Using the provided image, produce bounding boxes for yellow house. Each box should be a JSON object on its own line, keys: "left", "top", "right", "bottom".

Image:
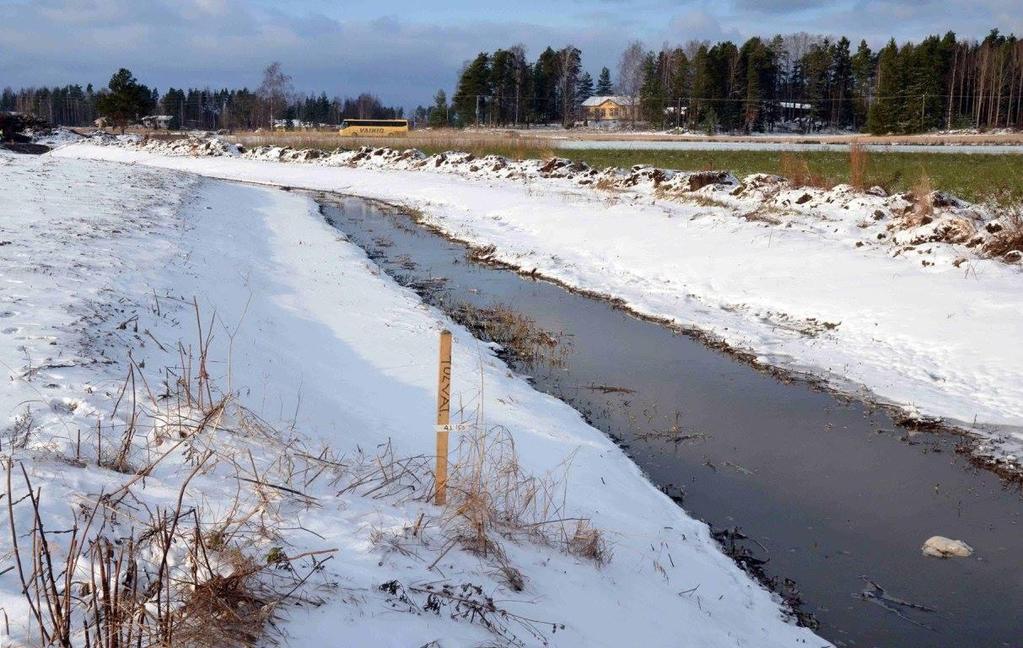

{"left": 581, "top": 96, "right": 636, "bottom": 121}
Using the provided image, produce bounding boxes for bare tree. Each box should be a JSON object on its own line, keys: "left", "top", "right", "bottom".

{"left": 617, "top": 40, "right": 646, "bottom": 126}
{"left": 682, "top": 39, "right": 709, "bottom": 61}
{"left": 509, "top": 44, "right": 528, "bottom": 125}
{"left": 557, "top": 45, "right": 582, "bottom": 126}
{"left": 258, "top": 62, "right": 293, "bottom": 129}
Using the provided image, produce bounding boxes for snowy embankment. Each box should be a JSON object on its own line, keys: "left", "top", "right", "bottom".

{"left": 52, "top": 136, "right": 1023, "bottom": 464}
{"left": 1, "top": 150, "right": 820, "bottom": 646}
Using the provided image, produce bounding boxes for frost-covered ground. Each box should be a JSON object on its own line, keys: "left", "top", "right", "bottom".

{"left": 0, "top": 149, "right": 821, "bottom": 646}
{"left": 50, "top": 135, "right": 1023, "bottom": 467}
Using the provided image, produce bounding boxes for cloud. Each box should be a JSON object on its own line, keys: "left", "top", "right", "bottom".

{"left": 1, "top": 0, "right": 632, "bottom": 106}
{"left": 666, "top": 10, "right": 743, "bottom": 43}
{"left": 1, "top": 0, "right": 1019, "bottom": 108}
{"left": 730, "top": 0, "right": 827, "bottom": 13}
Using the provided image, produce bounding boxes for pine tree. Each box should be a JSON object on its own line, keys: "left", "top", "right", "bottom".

{"left": 533, "top": 47, "right": 560, "bottom": 123}
{"left": 490, "top": 49, "right": 519, "bottom": 124}
{"left": 800, "top": 40, "right": 832, "bottom": 128}
{"left": 689, "top": 44, "right": 713, "bottom": 127}
{"left": 739, "top": 37, "right": 777, "bottom": 132}
{"left": 830, "top": 38, "right": 854, "bottom": 128}
{"left": 95, "top": 68, "right": 155, "bottom": 132}
{"left": 596, "top": 67, "right": 614, "bottom": 95}
{"left": 638, "top": 53, "right": 664, "bottom": 126}
{"left": 556, "top": 46, "right": 582, "bottom": 126}
{"left": 453, "top": 53, "right": 491, "bottom": 125}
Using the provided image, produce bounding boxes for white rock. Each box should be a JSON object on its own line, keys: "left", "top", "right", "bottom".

{"left": 922, "top": 536, "right": 974, "bottom": 558}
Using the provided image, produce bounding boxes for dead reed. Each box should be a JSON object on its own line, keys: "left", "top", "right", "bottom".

{"left": 448, "top": 302, "right": 569, "bottom": 369}
{"left": 849, "top": 142, "right": 867, "bottom": 190}
{"left": 5, "top": 286, "right": 607, "bottom": 647}
{"left": 909, "top": 173, "right": 936, "bottom": 225}
{"left": 444, "top": 421, "right": 609, "bottom": 567}
{"left": 779, "top": 153, "right": 829, "bottom": 189}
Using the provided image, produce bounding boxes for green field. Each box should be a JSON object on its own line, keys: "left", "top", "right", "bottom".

{"left": 229, "top": 132, "right": 1022, "bottom": 204}
{"left": 390, "top": 142, "right": 1022, "bottom": 205}
{"left": 558, "top": 149, "right": 1022, "bottom": 204}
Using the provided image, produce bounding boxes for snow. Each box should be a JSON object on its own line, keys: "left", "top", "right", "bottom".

{"left": 1, "top": 149, "right": 822, "bottom": 646}
{"left": 50, "top": 139, "right": 1023, "bottom": 464}
{"left": 559, "top": 140, "right": 1023, "bottom": 153}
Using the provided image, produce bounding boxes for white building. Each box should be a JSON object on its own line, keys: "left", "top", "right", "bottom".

{"left": 141, "top": 115, "right": 174, "bottom": 130}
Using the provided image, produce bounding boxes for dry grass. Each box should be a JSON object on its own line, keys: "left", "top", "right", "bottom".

{"left": 672, "top": 193, "right": 732, "bottom": 209}
{"left": 4, "top": 285, "right": 609, "bottom": 646}
{"left": 849, "top": 143, "right": 868, "bottom": 190}
{"left": 909, "top": 173, "right": 936, "bottom": 225}
{"left": 4, "top": 451, "right": 331, "bottom": 648}
{"left": 1, "top": 302, "right": 340, "bottom": 648}
{"left": 779, "top": 153, "right": 830, "bottom": 189}
{"left": 444, "top": 421, "right": 609, "bottom": 567}
{"left": 449, "top": 302, "right": 569, "bottom": 369}
{"left": 983, "top": 205, "right": 1023, "bottom": 259}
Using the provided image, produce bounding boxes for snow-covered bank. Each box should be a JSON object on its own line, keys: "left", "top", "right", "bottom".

{"left": 1, "top": 150, "right": 821, "bottom": 646}
{"left": 51, "top": 140, "right": 1023, "bottom": 463}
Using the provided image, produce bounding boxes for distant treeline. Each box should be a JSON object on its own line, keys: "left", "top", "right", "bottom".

{"left": 2, "top": 66, "right": 403, "bottom": 130}
{"left": 439, "top": 29, "right": 1023, "bottom": 133}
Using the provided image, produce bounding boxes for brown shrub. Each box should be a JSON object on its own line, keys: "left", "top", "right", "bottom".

{"left": 908, "top": 174, "right": 935, "bottom": 225}
{"left": 443, "top": 422, "right": 608, "bottom": 566}
{"left": 568, "top": 520, "right": 610, "bottom": 565}
{"left": 983, "top": 206, "right": 1023, "bottom": 260}
{"left": 849, "top": 143, "right": 868, "bottom": 190}
{"left": 779, "top": 153, "right": 828, "bottom": 188}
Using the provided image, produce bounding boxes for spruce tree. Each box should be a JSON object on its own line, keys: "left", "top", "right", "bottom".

{"left": 595, "top": 67, "right": 614, "bottom": 95}
{"left": 851, "top": 40, "right": 874, "bottom": 129}
{"left": 576, "top": 71, "right": 594, "bottom": 103}
{"left": 429, "top": 89, "right": 449, "bottom": 127}
{"left": 868, "top": 40, "right": 903, "bottom": 133}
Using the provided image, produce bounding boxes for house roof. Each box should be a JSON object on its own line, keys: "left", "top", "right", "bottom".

{"left": 581, "top": 95, "right": 635, "bottom": 107}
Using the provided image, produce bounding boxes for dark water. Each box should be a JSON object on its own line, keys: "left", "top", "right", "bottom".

{"left": 318, "top": 193, "right": 1023, "bottom": 648}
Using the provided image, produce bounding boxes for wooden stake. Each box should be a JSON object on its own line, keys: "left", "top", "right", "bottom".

{"left": 435, "top": 329, "right": 452, "bottom": 505}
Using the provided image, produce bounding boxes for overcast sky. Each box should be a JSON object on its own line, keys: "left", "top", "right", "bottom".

{"left": 3, "top": 0, "right": 1021, "bottom": 109}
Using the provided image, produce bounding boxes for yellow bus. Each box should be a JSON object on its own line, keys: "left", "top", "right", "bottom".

{"left": 338, "top": 119, "right": 409, "bottom": 137}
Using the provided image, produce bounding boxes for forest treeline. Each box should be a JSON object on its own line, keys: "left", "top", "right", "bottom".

{"left": 1, "top": 63, "right": 403, "bottom": 131}
{"left": 442, "top": 29, "right": 1023, "bottom": 133}
{"left": 5, "top": 30, "right": 1022, "bottom": 134}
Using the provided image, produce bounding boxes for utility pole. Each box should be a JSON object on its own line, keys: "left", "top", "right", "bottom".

{"left": 475, "top": 95, "right": 481, "bottom": 127}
